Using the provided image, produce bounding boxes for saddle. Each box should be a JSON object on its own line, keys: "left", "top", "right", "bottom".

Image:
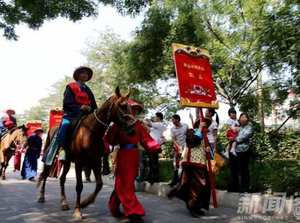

{"left": 0, "top": 128, "right": 8, "bottom": 140}
{"left": 43, "top": 115, "right": 87, "bottom": 165}
{"left": 65, "top": 116, "right": 86, "bottom": 149}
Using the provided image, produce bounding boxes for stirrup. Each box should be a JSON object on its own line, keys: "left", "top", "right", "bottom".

{"left": 58, "top": 148, "right": 66, "bottom": 161}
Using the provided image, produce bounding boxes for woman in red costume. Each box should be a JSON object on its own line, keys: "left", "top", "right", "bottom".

{"left": 106, "top": 99, "right": 161, "bottom": 223}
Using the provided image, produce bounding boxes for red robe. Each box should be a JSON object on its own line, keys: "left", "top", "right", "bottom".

{"left": 106, "top": 121, "right": 161, "bottom": 217}
{"left": 14, "top": 150, "right": 22, "bottom": 171}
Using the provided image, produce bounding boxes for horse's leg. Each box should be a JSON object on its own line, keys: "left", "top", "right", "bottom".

{"left": 80, "top": 163, "right": 103, "bottom": 208}
{"left": 60, "top": 160, "right": 71, "bottom": 210}
{"left": 73, "top": 163, "right": 84, "bottom": 220}
{"left": 0, "top": 163, "right": 4, "bottom": 179}
{"left": 37, "top": 165, "right": 50, "bottom": 203}
{"left": 2, "top": 151, "right": 12, "bottom": 180}
{"left": 2, "top": 161, "right": 7, "bottom": 180}
{"left": 0, "top": 150, "right": 4, "bottom": 176}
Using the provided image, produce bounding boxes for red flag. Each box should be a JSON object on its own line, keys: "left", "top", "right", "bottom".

{"left": 172, "top": 43, "right": 218, "bottom": 208}
{"left": 172, "top": 43, "right": 218, "bottom": 109}
{"left": 49, "top": 109, "right": 63, "bottom": 129}
{"left": 26, "top": 120, "right": 42, "bottom": 136}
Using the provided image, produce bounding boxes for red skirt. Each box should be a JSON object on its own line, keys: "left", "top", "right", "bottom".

{"left": 109, "top": 148, "right": 145, "bottom": 216}
{"left": 14, "top": 151, "right": 22, "bottom": 171}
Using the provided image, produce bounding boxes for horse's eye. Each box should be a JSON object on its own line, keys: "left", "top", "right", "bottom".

{"left": 119, "top": 103, "right": 128, "bottom": 110}
{"left": 119, "top": 101, "right": 127, "bottom": 107}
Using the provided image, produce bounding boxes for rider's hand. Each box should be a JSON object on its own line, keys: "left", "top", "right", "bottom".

{"left": 80, "top": 105, "right": 91, "bottom": 112}
{"left": 200, "top": 121, "right": 206, "bottom": 128}
{"left": 204, "top": 146, "right": 210, "bottom": 152}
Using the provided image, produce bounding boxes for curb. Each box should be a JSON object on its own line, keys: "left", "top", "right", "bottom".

{"left": 102, "top": 175, "right": 298, "bottom": 220}
{"left": 102, "top": 175, "right": 239, "bottom": 207}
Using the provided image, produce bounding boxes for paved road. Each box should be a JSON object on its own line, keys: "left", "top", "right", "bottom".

{"left": 0, "top": 165, "right": 294, "bottom": 223}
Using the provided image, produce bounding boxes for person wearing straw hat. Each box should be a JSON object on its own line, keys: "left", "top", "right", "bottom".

{"left": 56, "top": 66, "right": 97, "bottom": 160}
{"left": 21, "top": 128, "right": 44, "bottom": 181}
{"left": 2, "top": 109, "right": 17, "bottom": 130}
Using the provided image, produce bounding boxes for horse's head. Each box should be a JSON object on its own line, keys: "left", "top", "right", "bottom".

{"left": 96, "top": 87, "right": 136, "bottom": 129}
{"left": 10, "top": 125, "right": 28, "bottom": 148}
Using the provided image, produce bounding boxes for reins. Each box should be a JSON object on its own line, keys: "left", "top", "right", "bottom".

{"left": 93, "top": 110, "right": 109, "bottom": 127}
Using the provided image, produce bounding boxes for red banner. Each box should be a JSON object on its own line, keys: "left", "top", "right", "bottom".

{"left": 26, "top": 120, "right": 42, "bottom": 136}
{"left": 49, "top": 109, "right": 63, "bottom": 129}
{"left": 172, "top": 43, "right": 218, "bottom": 108}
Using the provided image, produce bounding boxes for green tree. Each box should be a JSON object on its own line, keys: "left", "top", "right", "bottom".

{"left": 107, "top": 0, "right": 298, "bottom": 127}
{"left": 20, "top": 76, "right": 71, "bottom": 127}
{"left": 0, "top": 0, "right": 148, "bottom": 39}
{"left": 84, "top": 29, "right": 179, "bottom": 114}
{"left": 258, "top": 0, "right": 300, "bottom": 131}
{"left": 111, "top": 0, "right": 272, "bottom": 122}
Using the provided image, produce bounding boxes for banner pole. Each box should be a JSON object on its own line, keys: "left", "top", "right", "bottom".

{"left": 199, "top": 108, "right": 218, "bottom": 208}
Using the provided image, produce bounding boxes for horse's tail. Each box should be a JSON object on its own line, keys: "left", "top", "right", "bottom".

{"left": 37, "top": 127, "right": 58, "bottom": 188}
{"left": 36, "top": 169, "right": 44, "bottom": 188}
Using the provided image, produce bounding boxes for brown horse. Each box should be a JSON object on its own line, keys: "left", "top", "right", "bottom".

{"left": 37, "top": 87, "right": 135, "bottom": 219}
{"left": 0, "top": 126, "right": 28, "bottom": 180}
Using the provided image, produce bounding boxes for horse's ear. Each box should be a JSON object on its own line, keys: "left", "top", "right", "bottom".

{"left": 115, "top": 86, "right": 121, "bottom": 98}
{"left": 20, "top": 125, "right": 28, "bottom": 131}
{"left": 125, "top": 89, "right": 131, "bottom": 98}
{"left": 18, "top": 125, "right": 24, "bottom": 129}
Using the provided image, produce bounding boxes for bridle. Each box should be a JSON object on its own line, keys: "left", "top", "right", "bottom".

{"left": 92, "top": 96, "right": 115, "bottom": 128}
{"left": 10, "top": 129, "right": 26, "bottom": 149}
{"left": 92, "top": 96, "right": 137, "bottom": 128}
{"left": 93, "top": 110, "right": 109, "bottom": 127}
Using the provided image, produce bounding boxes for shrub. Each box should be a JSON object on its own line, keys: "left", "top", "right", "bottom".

{"left": 216, "top": 159, "right": 300, "bottom": 195}
{"left": 160, "top": 140, "right": 173, "bottom": 159}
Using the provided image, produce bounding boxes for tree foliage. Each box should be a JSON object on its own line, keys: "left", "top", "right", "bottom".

{"left": 110, "top": 0, "right": 269, "bottom": 110}
{"left": 84, "top": 29, "right": 179, "bottom": 114}
{"left": 21, "top": 30, "right": 178, "bottom": 126}
{"left": 258, "top": 0, "right": 300, "bottom": 125}
{"left": 20, "top": 76, "right": 71, "bottom": 127}
{"left": 0, "top": 0, "right": 149, "bottom": 39}
{"left": 106, "top": 0, "right": 299, "bottom": 126}
{"left": 20, "top": 0, "right": 300, "bottom": 130}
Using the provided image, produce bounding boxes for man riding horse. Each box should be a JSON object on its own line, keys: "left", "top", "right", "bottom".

{"left": 38, "top": 78, "right": 137, "bottom": 219}
{"left": 0, "top": 109, "right": 17, "bottom": 136}
{"left": 0, "top": 125, "right": 27, "bottom": 179}
{"left": 56, "top": 66, "right": 97, "bottom": 160}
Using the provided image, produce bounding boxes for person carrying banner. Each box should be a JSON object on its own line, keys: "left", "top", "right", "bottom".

{"left": 172, "top": 43, "right": 218, "bottom": 207}
{"left": 168, "top": 118, "right": 212, "bottom": 217}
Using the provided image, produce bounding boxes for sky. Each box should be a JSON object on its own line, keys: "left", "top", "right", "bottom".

{"left": 0, "top": 5, "right": 143, "bottom": 114}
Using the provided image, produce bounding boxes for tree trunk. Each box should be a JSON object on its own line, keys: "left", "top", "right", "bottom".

{"left": 257, "top": 72, "right": 265, "bottom": 132}
{"left": 270, "top": 115, "right": 292, "bottom": 135}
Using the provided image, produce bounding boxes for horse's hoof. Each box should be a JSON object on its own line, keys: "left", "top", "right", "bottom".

{"left": 80, "top": 197, "right": 95, "bottom": 209}
{"left": 38, "top": 197, "right": 45, "bottom": 203}
{"left": 36, "top": 180, "right": 42, "bottom": 188}
{"left": 38, "top": 196, "right": 45, "bottom": 203}
{"left": 73, "top": 210, "right": 83, "bottom": 220}
{"left": 60, "top": 199, "right": 70, "bottom": 211}
{"left": 61, "top": 203, "right": 70, "bottom": 211}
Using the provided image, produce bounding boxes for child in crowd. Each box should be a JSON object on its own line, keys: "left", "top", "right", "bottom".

{"left": 226, "top": 108, "right": 239, "bottom": 156}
